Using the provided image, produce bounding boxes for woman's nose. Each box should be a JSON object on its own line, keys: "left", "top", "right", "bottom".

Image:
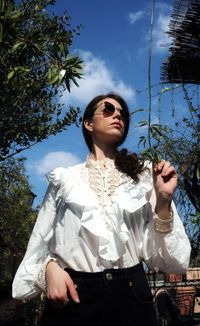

{"left": 113, "top": 109, "right": 122, "bottom": 119}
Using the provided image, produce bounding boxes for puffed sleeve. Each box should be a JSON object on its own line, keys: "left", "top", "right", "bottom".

{"left": 142, "top": 184, "right": 191, "bottom": 274}
{"left": 12, "top": 167, "right": 67, "bottom": 300}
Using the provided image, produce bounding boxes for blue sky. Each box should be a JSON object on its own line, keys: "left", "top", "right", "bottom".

{"left": 24, "top": 0, "right": 181, "bottom": 205}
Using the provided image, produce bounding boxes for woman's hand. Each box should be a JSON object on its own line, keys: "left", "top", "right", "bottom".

{"left": 45, "top": 261, "right": 80, "bottom": 307}
{"left": 153, "top": 160, "right": 178, "bottom": 219}
{"left": 153, "top": 160, "right": 178, "bottom": 198}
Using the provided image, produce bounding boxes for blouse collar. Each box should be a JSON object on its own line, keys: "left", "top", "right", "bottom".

{"left": 85, "top": 154, "right": 115, "bottom": 169}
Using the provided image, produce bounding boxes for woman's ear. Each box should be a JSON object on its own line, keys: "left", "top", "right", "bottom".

{"left": 84, "top": 119, "right": 93, "bottom": 132}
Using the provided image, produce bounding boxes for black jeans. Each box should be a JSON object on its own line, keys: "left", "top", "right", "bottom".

{"left": 40, "top": 263, "right": 157, "bottom": 326}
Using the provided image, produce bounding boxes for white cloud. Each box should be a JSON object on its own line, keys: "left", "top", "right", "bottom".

{"left": 152, "top": 2, "right": 173, "bottom": 52}
{"left": 153, "top": 12, "right": 172, "bottom": 52}
{"left": 35, "top": 151, "right": 82, "bottom": 175}
{"left": 128, "top": 11, "right": 146, "bottom": 24}
{"left": 129, "top": 2, "right": 173, "bottom": 54}
{"left": 156, "top": 2, "right": 172, "bottom": 13}
{"left": 62, "top": 51, "right": 135, "bottom": 106}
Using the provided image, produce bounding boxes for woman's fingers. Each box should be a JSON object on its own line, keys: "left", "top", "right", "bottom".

{"left": 46, "top": 284, "right": 69, "bottom": 304}
{"left": 162, "top": 166, "right": 177, "bottom": 180}
{"left": 154, "top": 160, "right": 177, "bottom": 177}
{"left": 153, "top": 159, "right": 178, "bottom": 198}
{"left": 46, "top": 262, "right": 79, "bottom": 305}
{"left": 65, "top": 274, "right": 80, "bottom": 303}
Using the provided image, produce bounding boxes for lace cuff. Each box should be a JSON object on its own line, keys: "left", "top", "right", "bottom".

{"left": 154, "top": 210, "right": 174, "bottom": 233}
{"left": 35, "top": 257, "right": 57, "bottom": 292}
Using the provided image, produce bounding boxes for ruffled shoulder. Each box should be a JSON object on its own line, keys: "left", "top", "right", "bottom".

{"left": 45, "top": 167, "right": 71, "bottom": 200}
{"left": 46, "top": 164, "right": 84, "bottom": 201}
{"left": 46, "top": 167, "right": 70, "bottom": 187}
{"left": 45, "top": 163, "right": 90, "bottom": 203}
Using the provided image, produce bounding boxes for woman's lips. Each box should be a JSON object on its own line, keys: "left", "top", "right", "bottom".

{"left": 111, "top": 122, "right": 122, "bottom": 128}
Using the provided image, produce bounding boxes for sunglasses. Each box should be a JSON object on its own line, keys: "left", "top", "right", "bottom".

{"left": 94, "top": 101, "right": 127, "bottom": 119}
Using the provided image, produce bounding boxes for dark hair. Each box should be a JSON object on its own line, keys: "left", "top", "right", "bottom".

{"left": 82, "top": 93, "right": 146, "bottom": 182}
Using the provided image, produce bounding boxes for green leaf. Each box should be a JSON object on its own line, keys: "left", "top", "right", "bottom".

{"left": 0, "top": 0, "right": 5, "bottom": 13}
{"left": 138, "top": 120, "right": 148, "bottom": 127}
{"left": 7, "top": 70, "right": 15, "bottom": 80}
{"left": 11, "top": 41, "right": 25, "bottom": 53}
{"left": 10, "top": 11, "right": 22, "bottom": 21}
{"left": 160, "top": 87, "right": 171, "bottom": 93}
{"left": 13, "top": 66, "right": 20, "bottom": 71}
{"left": 130, "top": 108, "right": 144, "bottom": 115}
{"left": 48, "top": 68, "right": 60, "bottom": 84}
{"left": 138, "top": 136, "right": 146, "bottom": 146}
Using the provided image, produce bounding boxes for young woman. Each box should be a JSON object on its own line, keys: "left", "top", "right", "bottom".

{"left": 12, "top": 93, "right": 191, "bottom": 326}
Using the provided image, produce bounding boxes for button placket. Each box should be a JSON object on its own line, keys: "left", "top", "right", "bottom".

{"left": 86, "top": 161, "right": 126, "bottom": 232}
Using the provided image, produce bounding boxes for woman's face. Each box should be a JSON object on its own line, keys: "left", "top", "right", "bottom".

{"left": 84, "top": 97, "right": 126, "bottom": 146}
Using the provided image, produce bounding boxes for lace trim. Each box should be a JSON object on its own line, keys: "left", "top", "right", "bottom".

{"left": 35, "top": 257, "right": 57, "bottom": 292}
{"left": 90, "top": 167, "right": 120, "bottom": 203}
{"left": 82, "top": 156, "right": 129, "bottom": 207}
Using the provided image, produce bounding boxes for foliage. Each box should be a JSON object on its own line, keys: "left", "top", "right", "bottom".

{"left": 137, "top": 84, "right": 200, "bottom": 262}
{"left": 0, "top": 0, "right": 84, "bottom": 160}
{"left": 0, "top": 157, "right": 37, "bottom": 285}
{"left": 13, "top": 294, "right": 46, "bottom": 326}
{"left": 142, "top": 0, "right": 200, "bottom": 263}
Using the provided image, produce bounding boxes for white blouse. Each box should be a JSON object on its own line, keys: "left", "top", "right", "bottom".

{"left": 12, "top": 157, "right": 191, "bottom": 300}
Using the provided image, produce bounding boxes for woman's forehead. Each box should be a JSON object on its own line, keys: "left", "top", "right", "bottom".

{"left": 96, "top": 97, "right": 121, "bottom": 108}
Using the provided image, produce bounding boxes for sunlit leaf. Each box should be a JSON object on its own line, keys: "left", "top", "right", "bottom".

{"left": 11, "top": 41, "right": 25, "bottom": 53}
{"left": 7, "top": 70, "right": 15, "bottom": 80}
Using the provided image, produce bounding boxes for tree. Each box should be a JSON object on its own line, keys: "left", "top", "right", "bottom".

{"left": 0, "top": 0, "right": 83, "bottom": 160}
{"left": 0, "top": 157, "right": 38, "bottom": 287}
{"left": 137, "top": 84, "right": 200, "bottom": 264}
{"left": 160, "top": 87, "right": 200, "bottom": 263}
{"left": 0, "top": 157, "right": 40, "bottom": 326}
{"left": 157, "top": 0, "right": 200, "bottom": 264}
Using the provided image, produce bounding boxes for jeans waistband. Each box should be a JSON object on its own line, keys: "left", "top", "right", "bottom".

{"left": 65, "top": 262, "right": 144, "bottom": 282}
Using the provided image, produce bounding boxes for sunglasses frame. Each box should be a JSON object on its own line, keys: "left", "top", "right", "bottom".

{"left": 94, "top": 101, "right": 126, "bottom": 119}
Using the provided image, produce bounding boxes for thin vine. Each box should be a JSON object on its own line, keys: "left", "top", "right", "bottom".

{"left": 147, "top": 0, "right": 156, "bottom": 153}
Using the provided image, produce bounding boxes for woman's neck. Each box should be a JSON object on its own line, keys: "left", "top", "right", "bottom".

{"left": 90, "top": 143, "right": 117, "bottom": 162}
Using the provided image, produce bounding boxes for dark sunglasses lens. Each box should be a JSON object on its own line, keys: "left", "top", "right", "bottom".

{"left": 104, "top": 102, "right": 115, "bottom": 114}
